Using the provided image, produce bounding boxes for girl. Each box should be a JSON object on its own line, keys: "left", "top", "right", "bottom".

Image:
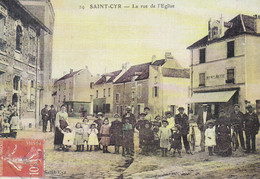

{"left": 88, "top": 123, "right": 99, "bottom": 151}
{"left": 205, "top": 121, "right": 216, "bottom": 156}
{"left": 135, "top": 113, "right": 147, "bottom": 149}
{"left": 74, "top": 122, "right": 84, "bottom": 152}
{"left": 110, "top": 113, "right": 123, "bottom": 154}
{"left": 2, "top": 119, "right": 10, "bottom": 138}
{"left": 171, "top": 124, "right": 182, "bottom": 157}
{"left": 82, "top": 117, "right": 91, "bottom": 151}
{"left": 158, "top": 120, "right": 171, "bottom": 157}
{"left": 100, "top": 118, "right": 111, "bottom": 153}
{"left": 141, "top": 122, "right": 154, "bottom": 155}
{"left": 10, "top": 112, "right": 19, "bottom": 138}
{"left": 152, "top": 115, "right": 162, "bottom": 150}
{"left": 62, "top": 127, "right": 74, "bottom": 152}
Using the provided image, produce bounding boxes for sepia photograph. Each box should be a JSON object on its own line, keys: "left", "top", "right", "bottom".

{"left": 0, "top": 0, "right": 260, "bottom": 178}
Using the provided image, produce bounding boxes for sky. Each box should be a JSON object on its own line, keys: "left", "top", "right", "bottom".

{"left": 51, "top": 0, "right": 260, "bottom": 79}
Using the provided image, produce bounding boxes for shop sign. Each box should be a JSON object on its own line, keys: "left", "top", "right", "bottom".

{"left": 206, "top": 74, "right": 225, "bottom": 80}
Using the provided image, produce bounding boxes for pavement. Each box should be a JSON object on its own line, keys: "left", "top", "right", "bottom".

{"left": 13, "top": 117, "right": 260, "bottom": 179}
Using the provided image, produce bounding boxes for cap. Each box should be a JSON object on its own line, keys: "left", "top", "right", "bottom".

{"left": 165, "top": 111, "right": 172, "bottom": 115}
{"left": 144, "top": 107, "right": 150, "bottom": 110}
{"left": 178, "top": 107, "right": 185, "bottom": 111}
{"left": 114, "top": 113, "right": 120, "bottom": 118}
{"left": 97, "top": 112, "right": 103, "bottom": 116}
{"left": 139, "top": 113, "right": 146, "bottom": 116}
{"left": 161, "top": 120, "right": 169, "bottom": 124}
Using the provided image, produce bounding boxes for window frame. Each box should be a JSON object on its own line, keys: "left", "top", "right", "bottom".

{"left": 226, "top": 68, "right": 235, "bottom": 84}
{"left": 227, "top": 41, "right": 235, "bottom": 58}
{"left": 199, "top": 73, "right": 206, "bottom": 87}
{"left": 199, "top": 48, "right": 206, "bottom": 64}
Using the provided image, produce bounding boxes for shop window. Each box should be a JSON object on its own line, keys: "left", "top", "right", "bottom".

{"left": 16, "top": 26, "right": 23, "bottom": 51}
{"left": 199, "top": 48, "right": 206, "bottom": 64}
{"left": 226, "top": 69, "right": 235, "bottom": 83}
{"left": 199, "top": 73, "right": 205, "bottom": 87}
{"left": 227, "top": 41, "right": 234, "bottom": 58}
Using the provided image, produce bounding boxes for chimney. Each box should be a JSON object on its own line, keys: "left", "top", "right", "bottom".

{"left": 165, "top": 52, "right": 173, "bottom": 60}
{"left": 70, "top": 69, "right": 73, "bottom": 74}
{"left": 254, "top": 15, "right": 260, "bottom": 34}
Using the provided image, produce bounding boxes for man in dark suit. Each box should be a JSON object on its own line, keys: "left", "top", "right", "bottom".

{"left": 41, "top": 105, "right": 49, "bottom": 133}
{"left": 244, "top": 105, "right": 259, "bottom": 153}
{"left": 197, "top": 104, "right": 214, "bottom": 152}
{"left": 175, "top": 107, "right": 192, "bottom": 154}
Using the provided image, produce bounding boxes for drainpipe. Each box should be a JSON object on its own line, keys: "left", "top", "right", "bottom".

{"left": 35, "top": 31, "right": 39, "bottom": 128}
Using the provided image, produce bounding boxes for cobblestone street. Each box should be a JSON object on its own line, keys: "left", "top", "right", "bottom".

{"left": 14, "top": 117, "right": 260, "bottom": 179}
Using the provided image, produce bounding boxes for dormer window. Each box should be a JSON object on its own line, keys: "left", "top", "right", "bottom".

{"left": 212, "top": 26, "right": 218, "bottom": 39}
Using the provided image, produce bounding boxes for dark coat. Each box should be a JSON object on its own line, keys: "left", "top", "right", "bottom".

{"left": 141, "top": 128, "right": 154, "bottom": 145}
{"left": 171, "top": 131, "right": 182, "bottom": 150}
{"left": 175, "top": 113, "right": 189, "bottom": 135}
{"left": 41, "top": 108, "right": 49, "bottom": 120}
{"left": 110, "top": 120, "right": 123, "bottom": 146}
{"left": 197, "top": 111, "right": 214, "bottom": 131}
{"left": 216, "top": 124, "right": 231, "bottom": 156}
{"left": 94, "top": 118, "right": 104, "bottom": 139}
{"left": 135, "top": 119, "right": 146, "bottom": 131}
{"left": 48, "top": 109, "right": 57, "bottom": 121}
{"left": 122, "top": 113, "right": 136, "bottom": 127}
{"left": 244, "top": 112, "right": 259, "bottom": 135}
{"left": 230, "top": 111, "right": 244, "bottom": 129}
{"left": 122, "top": 123, "right": 134, "bottom": 147}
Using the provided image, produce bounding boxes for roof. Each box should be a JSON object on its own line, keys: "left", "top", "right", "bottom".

{"left": 55, "top": 70, "right": 82, "bottom": 83}
{"left": 151, "top": 59, "right": 166, "bottom": 66}
{"left": 187, "top": 14, "right": 259, "bottom": 49}
{"left": 114, "top": 62, "right": 151, "bottom": 84}
{"left": 3, "top": 0, "right": 51, "bottom": 34}
{"left": 162, "top": 68, "right": 190, "bottom": 78}
{"left": 95, "top": 70, "right": 122, "bottom": 85}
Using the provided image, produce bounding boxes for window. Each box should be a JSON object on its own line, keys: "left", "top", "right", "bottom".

{"left": 64, "top": 83, "right": 66, "bottom": 90}
{"left": 108, "top": 88, "right": 111, "bottom": 97}
{"left": 90, "top": 82, "right": 94, "bottom": 89}
{"left": 226, "top": 69, "right": 235, "bottom": 83}
{"left": 96, "top": 90, "right": 98, "bottom": 98}
{"left": 154, "top": 76, "right": 158, "bottom": 83}
{"left": 116, "top": 93, "right": 120, "bottom": 103}
{"left": 0, "top": 13, "right": 6, "bottom": 52}
{"left": 117, "top": 106, "right": 119, "bottom": 114}
{"left": 105, "top": 104, "right": 110, "bottom": 113}
{"left": 16, "top": 26, "right": 22, "bottom": 51}
{"left": 227, "top": 41, "right": 234, "bottom": 58}
{"left": 199, "top": 48, "right": 206, "bottom": 64}
{"left": 131, "top": 91, "right": 135, "bottom": 101}
{"left": 103, "top": 89, "right": 106, "bottom": 97}
{"left": 137, "top": 84, "right": 142, "bottom": 98}
{"left": 63, "top": 95, "right": 66, "bottom": 102}
{"left": 153, "top": 86, "right": 159, "bottom": 97}
{"left": 31, "top": 80, "right": 34, "bottom": 88}
{"left": 13, "top": 76, "right": 20, "bottom": 90}
{"left": 199, "top": 73, "right": 205, "bottom": 86}
{"left": 212, "top": 26, "right": 218, "bottom": 39}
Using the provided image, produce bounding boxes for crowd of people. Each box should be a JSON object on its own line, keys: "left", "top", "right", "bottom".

{"left": 0, "top": 104, "right": 20, "bottom": 138}
{"left": 52, "top": 104, "right": 259, "bottom": 157}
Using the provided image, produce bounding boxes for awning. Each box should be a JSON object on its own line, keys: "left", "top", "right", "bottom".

{"left": 190, "top": 90, "right": 237, "bottom": 103}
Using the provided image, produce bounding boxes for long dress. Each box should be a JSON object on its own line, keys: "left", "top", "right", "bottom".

{"left": 82, "top": 123, "right": 90, "bottom": 142}
{"left": 158, "top": 126, "right": 171, "bottom": 148}
{"left": 100, "top": 124, "right": 111, "bottom": 146}
{"left": 54, "top": 111, "right": 69, "bottom": 145}
{"left": 216, "top": 124, "right": 232, "bottom": 156}
{"left": 88, "top": 128, "right": 99, "bottom": 145}
{"left": 171, "top": 131, "right": 182, "bottom": 150}
{"left": 74, "top": 128, "right": 84, "bottom": 145}
{"left": 110, "top": 120, "right": 123, "bottom": 146}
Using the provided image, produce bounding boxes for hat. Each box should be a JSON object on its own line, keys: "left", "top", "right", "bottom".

{"left": 126, "top": 106, "right": 131, "bottom": 110}
{"left": 178, "top": 107, "right": 185, "bottom": 111}
{"left": 90, "top": 123, "right": 96, "bottom": 127}
{"left": 165, "top": 111, "right": 172, "bottom": 115}
{"left": 97, "top": 112, "right": 103, "bottom": 116}
{"left": 114, "top": 113, "right": 120, "bottom": 118}
{"left": 154, "top": 115, "right": 161, "bottom": 119}
{"left": 45, "top": 104, "right": 48, "bottom": 107}
{"left": 144, "top": 107, "right": 150, "bottom": 110}
{"left": 161, "top": 120, "right": 169, "bottom": 124}
{"left": 139, "top": 113, "right": 146, "bottom": 117}
{"left": 51, "top": 105, "right": 54, "bottom": 108}
{"left": 234, "top": 104, "right": 240, "bottom": 107}
{"left": 206, "top": 119, "right": 215, "bottom": 125}
{"left": 246, "top": 105, "right": 254, "bottom": 109}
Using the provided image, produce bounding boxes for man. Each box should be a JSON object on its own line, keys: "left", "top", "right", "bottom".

{"left": 165, "top": 111, "right": 175, "bottom": 129}
{"left": 175, "top": 107, "right": 192, "bottom": 154}
{"left": 41, "top": 105, "right": 49, "bottom": 133}
{"left": 230, "top": 104, "right": 245, "bottom": 150}
{"left": 244, "top": 105, "right": 259, "bottom": 154}
{"left": 48, "top": 105, "right": 57, "bottom": 132}
{"left": 144, "top": 107, "right": 153, "bottom": 123}
{"left": 197, "top": 104, "right": 213, "bottom": 152}
{"left": 122, "top": 106, "right": 136, "bottom": 155}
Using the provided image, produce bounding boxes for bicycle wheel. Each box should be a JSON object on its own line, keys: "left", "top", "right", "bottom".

{"left": 231, "top": 134, "right": 237, "bottom": 151}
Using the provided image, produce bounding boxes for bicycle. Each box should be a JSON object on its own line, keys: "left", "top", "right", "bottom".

{"left": 231, "top": 124, "right": 239, "bottom": 151}
{"left": 189, "top": 125, "right": 196, "bottom": 151}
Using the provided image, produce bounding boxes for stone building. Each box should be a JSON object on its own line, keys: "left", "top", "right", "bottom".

{"left": 19, "top": 0, "right": 55, "bottom": 111}
{"left": 188, "top": 14, "right": 260, "bottom": 117}
{"left": 113, "top": 53, "right": 190, "bottom": 117}
{"left": 0, "top": 0, "right": 50, "bottom": 126}
{"left": 53, "top": 67, "right": 98, "bottom": 117}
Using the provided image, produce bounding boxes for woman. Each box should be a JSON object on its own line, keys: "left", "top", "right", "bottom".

{"left": 54, "top": 105, "right": 69, "bottom": 151}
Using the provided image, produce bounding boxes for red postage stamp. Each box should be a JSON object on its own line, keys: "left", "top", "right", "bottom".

{"left": 0, "top": 139, "right": 44, "bottom": 178}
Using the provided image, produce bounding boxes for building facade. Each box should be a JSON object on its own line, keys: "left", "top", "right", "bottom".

{"left": 188, "top": 14, "right": 260, "bottom": 117}
{"left": 0, "top": 0, "right": 50, "bottom": 126}
{"left": 19, "top": 0, "right": 55, "bottom": 110}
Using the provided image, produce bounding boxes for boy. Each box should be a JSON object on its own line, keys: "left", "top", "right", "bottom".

{"left": 171, "top": 124, "right": 182, "bottom": 157}
{"left": 122, "top": 118, "right": 134, "bottom": 156}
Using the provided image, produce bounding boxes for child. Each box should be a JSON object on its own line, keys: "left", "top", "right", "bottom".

{"left": 9, "top": 112, "right": 19, "bottom": 138}
{"left": 141, "top": 121, "right": 154, "bottom": 155}
{"left": 82, "top": 117, "right": 91, "bottom": 151}
{"left": 2, "top": 119, "right": 10, "bottom": 138}
{"left": 171, "top": 124, "right": 182, "bottom": 157}
{"left": 110, "top": 113, "right": 123, "bottom": 154}
{"left": 158, "top": 120, "right": 171, "bottom": 157}
{"left": 205, "top": 121, "right": 216, "bottom": 156}
{"left": 62, "top": 127, "right": 74, "bottom": 152}
{"left": 152, "top": 115, "right": 162, "bottom": 150}
{"left": 88, "top": 123, "right": 99, "bottom": 151}
{"left": 135, "top": 113, "right": 147, "bottom": 149}
{"left": 74, "top": 122, "right": 84, "bottom": 152}
{"left": 122, "top": 118, "right": 134, "bottom": 156}
{"left": 100, "top": 118, "right": 111, "bottom": 153}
